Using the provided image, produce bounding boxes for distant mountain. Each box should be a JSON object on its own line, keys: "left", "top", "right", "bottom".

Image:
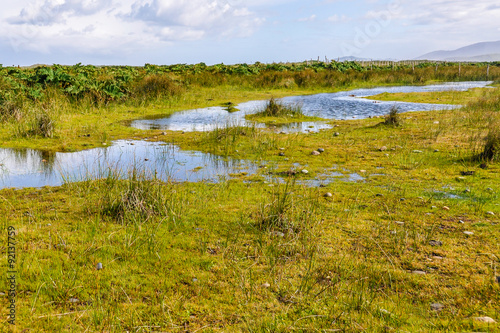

{"left": 417, "top": 41, "right": 500, "bottom": 62}
{"left": 337, "top": 56, "right": 370, "bottom": 62}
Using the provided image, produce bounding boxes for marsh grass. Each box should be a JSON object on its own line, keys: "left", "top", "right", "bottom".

{"left": 260, "top": 97, "right": 303, "bottom": 118}
{"left": 480, "top": 125, "right": 500, "bottom": 161}
{"left": 384, "top": 106, "right": 402, "bottom": 127}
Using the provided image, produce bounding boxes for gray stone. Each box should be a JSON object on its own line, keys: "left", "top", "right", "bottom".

{"left": 311, "top": 151, "right": 321, "bottom": 156}
{"left": 394, "top": 221, "right": 405, "bottom": 225}
{"left": 429, "top": 240, "right": 443, "bottom": 247}
{"left": 301, "top": 169, "right": 309, "bottom": 174}
{"left": 473, "top": 317, "right": 496, "bottom": 323}
{"left": 262, "top": 283, "right": 271, "bottom": 288}
{"left": 96, "top": 262, "right": 103, "bottom": 270}
{"left": 279, "top": 152, "right": 285, "bottom": 156}
{"left": 376, "top": 193, "right": 383, "bottom": 197}
{"left": 324, "top": 192, "right": 333, "bottom": 198}
{"left": 486, "top": 211, "right": 495, "bottom": 216}
{"left": 279, "top": 148, "right": 285, "bottom": 151}
{"left": 412, "top": 270, "right": 426, "bottom": 275}
{"left": 161, "top": 132, "right": 167, "bottom": 135}
{"left": 431, "top": 303, "right": 444, "bottom": 311}
{"left": 379, "top": 146, "right": 388, "bottom": 151}
{"left": 334, "top": 132, "right": 340, "bottom": 136}
{"left": 463, "top": 231, "right": 474, "bottom": 236}
{"left": 458, "top": 220, "right": 465, "bottom": 224}
{"left": 413, "top": 150, "right": 423, "bottom": 153}
{"left": 434, "top": 149, "right": 440, "bottom": 152}
{"left": 68, "top": 298, "right": 79, "bottom": 303}
{"left": 318, "top": 148, "right": 325, "bottom": 153}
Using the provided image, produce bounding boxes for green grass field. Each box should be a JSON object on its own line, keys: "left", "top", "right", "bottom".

{"left": 0, "top": 64, "right": 499, "bottom": 332}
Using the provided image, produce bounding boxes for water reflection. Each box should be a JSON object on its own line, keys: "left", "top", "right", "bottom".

{"left": 130, "top": 81, "right": 492, "bottom": 132}
{"left": 0, "top": 140, "right": 258, "bottom": 189}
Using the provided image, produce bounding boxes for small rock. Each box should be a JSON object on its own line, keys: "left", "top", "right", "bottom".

{"left": 379, "top": 146, "right": 388, "bottom": 151}
{"left": 464, "top": 188, "right": 471, "bottom": 193}
{"left": 379, "top": 309, "right": 391, "bottom": 315}
{"left": 68, "top": 298, "right": 79, "bottom": 303}
{"left": 318, "top": 148, "right": 325, "bottom": 153}
{"left": 192, "top": 278, "right": 198, "bottom": 283}
{"left": 280, "top": 131, "right": 286, "bottom": 134}
{"left": 473, "top": 317, "right": 496, "bottom": 323}
{"left": 486, "top": 188, "right": 494, "bottom": 192}
{"left": 400, "top": 198, "right": 406, "bottom": 202}
{"left": 431, "top": 206, "right": 437, "bottom": 209}
{"left": 324, "top": 192, "right": 333, "bottom": 198}
{"left": 360, "top": 170, "right": 366, "bottom": 173}
{"left": 486, "top": 211, "right": 495, "bottom": 216}
{"left": 443, "top": 206, "right": 450, "bottom": 211}
{"left": 144, "top": 158, "right": 149, "bottom": 161}
{"left": 279, "top": 152, "right": 285, "bottom": 156}
{"left": 412, "top": 270, "right": 426, "bottom": 275}
{"left": 0, "top": 292, "right": 6, "bottom": 296}
{"left": 434, "top": 149, "right": 440, "bottom": 152}
{"left": 432, "top": 256, "right": 444, "bottom": 260}
{"left": 376, "top": 194, "right": 383, "bottom": 197}
{"left": 460, "top": 171, "right": 475, "bottom": 176}
{"left": 311, "top": 151, "right": 321, "bottom": 156}
{"left": 431, "top": 303, "right": 444, "bottom": 311}
{"left": 458, "top": 220, "right": 465, "bottom": 224}
{"left": 334, "top": 132, "right": 340, "bottom": 136}
{"left": 279, "top": 148, "right": 285, "bottom": 151}
{"left": 301, "top": 170, "right": 309, "bottom": 174}
{"left": 96, "top": 263, "right": 103, "bottom": 270}
{"left": 463, "top": 231, "right": 474, "bottom": 236}
{"left": 394, "top": 221, "right": 405, "bottom": 225}
{"left": 429, "top": 240, "right": 443, "bottom": 247}
{"left": 434, "top": 121, "right": 440, "bottom": 124}
{"left": 413, "top": 150, "right": 423, "bottom": 153}
{"left": 262, "top": 282, "right": 271, "bottom": 288}
{"left": 161, "top": 132, "right": 167, "bottom": 135}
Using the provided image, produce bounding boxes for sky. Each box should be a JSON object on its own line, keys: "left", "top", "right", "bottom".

{"left": 1, "top": 0, "right": 499, "bottom": 66}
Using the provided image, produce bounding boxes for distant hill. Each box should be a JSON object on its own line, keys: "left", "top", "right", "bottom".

{"left": 417, "top": 41, "right": 500, "bottom": 62}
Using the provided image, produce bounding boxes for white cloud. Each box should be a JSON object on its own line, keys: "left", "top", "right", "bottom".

{"left": 298, "top": 14, "right": 316, "bottom": 22}
{"left": 0, "top": 0, "right": 264, "bottom": 56}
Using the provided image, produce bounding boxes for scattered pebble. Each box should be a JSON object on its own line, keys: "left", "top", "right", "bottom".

{"left": 486, "top": 188, "right": 493, "bottom": 192}
{"left": 486, "top": 211, "right": 495, "bottom": 216}
{"left": 360, "top": 170, "right": 366, "bottom": 173}
{"left": 464, "top": 188, "right": 471, "bottom": 193}
{"left": 161, "top": 132, "right": 167, "bottom": 135}
{"left": 463, "top": 231, "right": 474, "bottom": 236}
{"left": 431, "top": 303, "right": 444, "bottom": 311}
{"left": 433, "top": 121, "right": 440, "bottom": 124}
{"left": 279, "top": 148, "right": 285, "bottom": 151}
{"left": 412, "top": 270, "right": 426, "bottom": 275}
{"left": 376, "top": 194, "right": 383, "bottom": 197}
{"left": 434, "top": 149, "right": 440, "bottom": 152}
{"left": 379, "top": 146, "right": 388, "bottom": 151}
{"left": 394, "top": 221, "right": 405, "bottom": 225}
{"left": 96, "top": 263, "right": 103, "bottom": 270}
{"left": 192, "top": 278, "right": 198, "bottom": 283}
{"left": 429, "top": 240, "right": 443, "bottom": 247}
{"left": 68, "top": 298, "right": 79, "bottom": 303}
{"left": 311, "top": 151, "right": 321, "bottom": 156}
{"left": 318, "top": 148, "right": 325, "bottom": 153}
{"left": 324, "top": 192, "right": 333, "bottom": 198}
{"left": 443, "top": 206, "right": 450, "bottom": 211}
{"left": 400, "top": 198, "right": 406, "bottom": 202}
{"left": 431, "top": 206, "right": 437, "bottom": 209}
{"left": 473, "top": 317, "right": 496, "bottom": 323}
{"left": 413, "top": 150, "right": 423, "bottom": 153}
{"left": 432, "top": 256, "right": 444, "bottom": 260}
{"left": 334, "top": 132, "right": 340, "bottom": 136}
{"left": 279, "top": 152, "right": 285, "bottom": 156}
{"left": 301, "top": 170, "right": 309, "bottom": 174}
{"left": 261, "top": 283, "right": 271, "bottom": 288}
{"left": 458, "top": 220, "right": 465, "bottom": 224}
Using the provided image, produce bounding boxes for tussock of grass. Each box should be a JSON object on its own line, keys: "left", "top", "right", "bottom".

{"left": 384, "top": 106, "right": 402, "bottom": 127}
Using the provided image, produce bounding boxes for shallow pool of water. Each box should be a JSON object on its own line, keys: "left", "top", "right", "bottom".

{"left": 130, "top": 81, "right": 492, "bottom": 132}
{"left": 0, "top": 140, "right": 258, "bottom": 189}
